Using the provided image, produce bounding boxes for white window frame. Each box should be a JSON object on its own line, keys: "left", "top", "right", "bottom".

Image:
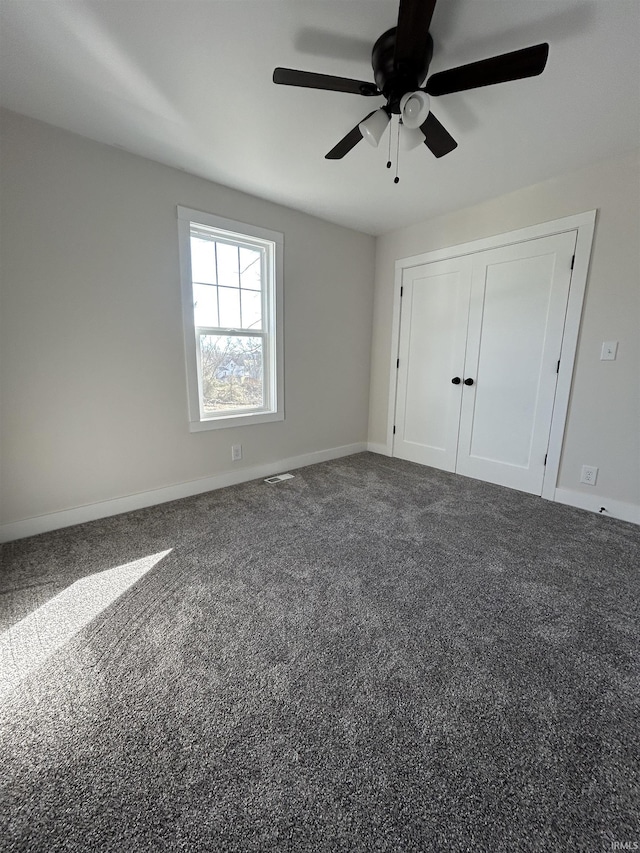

{"left": 177, "top": 206, "right": 284, "bottom": 432}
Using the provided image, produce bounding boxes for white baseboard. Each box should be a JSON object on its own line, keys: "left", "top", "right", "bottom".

{"left": 367, "top": 442, "right": 391, "bottom": 456}
{"left": 0, "top": 442, "right": 368, "bottom": 543}
{"left": 361, "top": 455, "right": 638, "bottom": 525}
{"left": 554, "top": 488, "right": 640, "bottom": 525}
{"left": 5, "top": 448, "right": 635, "bottom": 543}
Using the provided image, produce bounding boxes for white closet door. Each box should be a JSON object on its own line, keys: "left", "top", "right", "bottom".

{"left": 393, "top": 257, "right": 472, "bottom": 469}
{"left": 456, "top": 231, "right": 576, "bottom": 494}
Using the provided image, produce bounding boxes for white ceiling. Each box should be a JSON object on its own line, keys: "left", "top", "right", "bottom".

{"left": 1, "top": 0, "right": 639, "bottom": 235}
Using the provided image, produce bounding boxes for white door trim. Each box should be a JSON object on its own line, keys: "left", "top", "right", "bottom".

{"left": 386, "top": 210, "right": 597, "bottom": 501}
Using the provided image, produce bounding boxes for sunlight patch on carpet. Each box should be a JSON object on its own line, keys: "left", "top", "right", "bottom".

{"left": 0, "top": 549, "right": 172, "bottom": 696}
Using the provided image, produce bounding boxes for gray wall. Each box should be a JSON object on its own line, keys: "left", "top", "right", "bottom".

{"left": 369, "top": 149, "right": 640, "bottom": 510}
{"left": 0, "top": 110, "right": 375, "bottom": 526}
{"left": 3, "top": 108, "right": 638, "bottom": 530}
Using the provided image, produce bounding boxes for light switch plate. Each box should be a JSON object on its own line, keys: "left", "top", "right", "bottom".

{"left": 600, "top": 341, "right": 618, "bottom": 360}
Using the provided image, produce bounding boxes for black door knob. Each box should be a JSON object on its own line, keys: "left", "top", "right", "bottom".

{"left": 464, "top": 378, "right": 474, "bottom": 386}
{"left": 451, "top": 377, "right": 461, "bottom": 385}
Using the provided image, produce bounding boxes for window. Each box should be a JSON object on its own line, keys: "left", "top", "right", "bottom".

{"left": 177, "top": 207, "right": 284, "bottom": 431}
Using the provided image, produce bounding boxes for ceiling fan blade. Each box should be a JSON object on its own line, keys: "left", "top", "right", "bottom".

{"left": 394, "top": 0, "right": 438, "bottom": 72}
{"left": 426, "top": 43, "right": 549, "bottom": 96}
{"left": 325, "top": 112, "right": 375, "bottom": 159}
{"left": 420, "top": 111, "right": 457, "bottom": 158}
{"left": 273, "top": 67, "right": 380, "bottom": 96}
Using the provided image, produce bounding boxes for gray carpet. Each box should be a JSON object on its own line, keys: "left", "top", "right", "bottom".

{"left": 0, "top": 452, "right": 638, "bottom": 852}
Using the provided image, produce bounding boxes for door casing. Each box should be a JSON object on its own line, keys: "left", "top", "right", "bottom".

{"left": 385, "top": 210, "right": 597, "bottom": 501}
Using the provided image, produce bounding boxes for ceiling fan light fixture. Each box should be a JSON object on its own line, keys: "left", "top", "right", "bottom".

{"left": 400, "top": 91, "right": 430, "bottom": 129}
{"left": 359, "top": 108, "right": 390, "bottom": 147}
{"left": 275, "top": 1, "right": 550, "bottom": 164}
{"left": 400, "top": 123, "right": 426, "bottom": 150}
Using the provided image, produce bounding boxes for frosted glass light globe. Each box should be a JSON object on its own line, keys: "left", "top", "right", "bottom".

{"left": 399, "top": 91, "right": 430, "bottom": 129}
{"left": 359, "top": 109, "right": 390, "bottom": 147}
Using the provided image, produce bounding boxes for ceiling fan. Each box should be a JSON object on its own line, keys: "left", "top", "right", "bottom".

{"left": 273, "top": 0, "right": 549, "bottom": 165}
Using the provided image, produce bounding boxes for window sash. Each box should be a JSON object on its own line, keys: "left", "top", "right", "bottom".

{"left": 195, "top": 331, "right": 269, "bottom": 419}
{"left": 191, "top": 233, "right": 273, "bottom": 420}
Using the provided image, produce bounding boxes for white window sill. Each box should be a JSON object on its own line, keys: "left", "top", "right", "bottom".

{"left": 189, "top": 410, "right": 284, "bottom": 432}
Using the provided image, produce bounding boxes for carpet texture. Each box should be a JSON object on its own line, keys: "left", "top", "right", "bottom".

{"left": 0, "top": 453, "right": 638, "bottom": 852}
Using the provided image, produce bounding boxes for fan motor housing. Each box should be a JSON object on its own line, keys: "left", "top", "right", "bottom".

{"left": 372, "top": 27, "right": 434, "bottom": 109}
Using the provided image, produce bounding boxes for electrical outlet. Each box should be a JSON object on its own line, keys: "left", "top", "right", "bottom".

{"left": 580, "top": 465, "right": 598, "bottom": 486}
{"left": 231, "top": 444, "right": 242, "bottom": 462}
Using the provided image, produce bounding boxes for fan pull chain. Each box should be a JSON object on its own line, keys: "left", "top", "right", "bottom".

{"left": 394, "top": 118, "right": 401, "bottom": 184}
{"left": 386, "top": 116, "right": 392, "bottom": 169}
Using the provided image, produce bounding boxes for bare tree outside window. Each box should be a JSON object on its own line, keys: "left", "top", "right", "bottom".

{"left": 199, "top": 335, "right": 264, "bottom": 412}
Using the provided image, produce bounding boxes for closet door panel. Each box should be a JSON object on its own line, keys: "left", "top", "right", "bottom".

{"left": 457, "top": 232, "right": 576, "bottom": 493}
{"left": 393, "top": 258, "right": 471, "bottom": 470}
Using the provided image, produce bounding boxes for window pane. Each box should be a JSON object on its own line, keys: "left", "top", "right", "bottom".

{"left": 241, "top": 289, "right": 262, "bottom": 330}
{"left": 218, "top": 286, "right": 241, "bottom": 328}
{"left": 216, "top": 242, "right": 240, "bottom": 288}
{"left": 193, "top": 283, "right": 219, "bottom": 327}
{"left": 240, "top": 247, "right": 262, "bottom": 290}
{"left": 199, "top": 335, "right": 264, "bottom": 413}
{"left": 190, "top": 237, "right": 216, "bottom": 284}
